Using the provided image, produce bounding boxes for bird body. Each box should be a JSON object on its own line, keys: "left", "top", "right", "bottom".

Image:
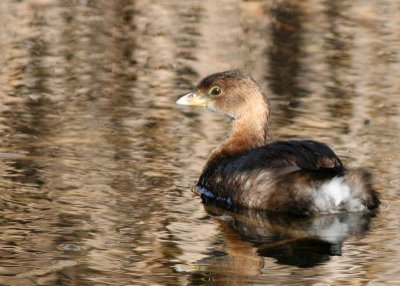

{"left": 177, "top": 70, "right": 380, "bottom": 215}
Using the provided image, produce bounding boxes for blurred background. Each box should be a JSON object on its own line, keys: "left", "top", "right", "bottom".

{"left": 0, "top": 0, "right": 399, "bottom": 285}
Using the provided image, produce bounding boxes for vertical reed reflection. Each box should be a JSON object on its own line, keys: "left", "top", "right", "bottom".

{"left": 323, "top": 1, "right": 354, "bottom": 126}
{"left": 267, "top": 1, "right": 306, "bottom": 123}
{"left": 4, "top": 9, "right": 53, "bottom": 186}
{"left": 268, "top": 2, "right": 303, "bottom": 96}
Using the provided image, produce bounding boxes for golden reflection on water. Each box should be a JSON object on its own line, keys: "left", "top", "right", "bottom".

{"left": 0, "top": 0, "right": 399, "bottom": 285}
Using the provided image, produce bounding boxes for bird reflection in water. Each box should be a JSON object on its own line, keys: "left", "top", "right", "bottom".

{"left": 202, "top": 203, "right": 374, "bottom": 269}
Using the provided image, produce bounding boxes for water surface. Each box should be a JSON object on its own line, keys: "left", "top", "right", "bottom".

{"left": 0, "top": 0, "right": 399, "bottom": 285}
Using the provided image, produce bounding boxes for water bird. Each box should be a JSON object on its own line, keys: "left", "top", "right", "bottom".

{"left": 176, "top": 70, "right": 380, "bottom": 215}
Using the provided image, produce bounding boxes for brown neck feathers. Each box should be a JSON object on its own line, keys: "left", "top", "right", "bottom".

{"left": 209, "top": 93, "right": 270, "bottom": 162}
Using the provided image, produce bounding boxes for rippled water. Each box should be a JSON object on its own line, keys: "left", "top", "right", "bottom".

{"left": 0, "top": 0, "right": 399, "bottom": 285}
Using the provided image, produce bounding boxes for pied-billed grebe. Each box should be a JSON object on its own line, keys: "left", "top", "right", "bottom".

{"left": 177, "top": 70, "right": 380, "bottom": 215}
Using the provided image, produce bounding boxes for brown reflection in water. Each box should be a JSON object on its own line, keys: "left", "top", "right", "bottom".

{"left": 0, "top": 0, "right": 399, "bottom": 285}
{"left": 323, "top": 1, "right": 354, "bottom": 128}
{"left": 171, "top": 2, "right": 201, "bottom": 89}
{"left": 268, "top": 2, "right": 304, "bottom": 98}
{"left": 58, "top": 1, "right": 190, "bottom": 284}
{"left": 60, "top": 1, "right": 144, "bottom": 284}
{"left": 3, "top": 3, "right": 58, "bottom": 186}
{"left": 0, "top": 2, "right": 68, "bottom": 285}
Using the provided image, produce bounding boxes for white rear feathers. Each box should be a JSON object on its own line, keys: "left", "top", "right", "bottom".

{"left": 313, "top": 176, "right": 366, "bottom": 213}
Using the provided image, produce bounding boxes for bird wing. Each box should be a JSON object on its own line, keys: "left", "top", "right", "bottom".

{"left": 258, "top": 140, "right": 344, "bottom": 172}
{"left": 227, "top": 140, "right": 344, "bottom": 174}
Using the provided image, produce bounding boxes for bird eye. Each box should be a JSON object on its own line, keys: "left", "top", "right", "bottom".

{"left": 209, "top": 86, "right": 223, "bottom": 96}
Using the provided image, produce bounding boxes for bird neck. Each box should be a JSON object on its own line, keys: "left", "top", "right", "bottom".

{"left": 211, "top": 98, "right": 270, "bottom": 159}
{"left": 199, "top": 92, "right": 270, "bottom": 187}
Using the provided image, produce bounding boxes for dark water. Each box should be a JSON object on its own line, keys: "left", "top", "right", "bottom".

{"left": 0, "top": 0, "right": 399, "bottom": 285}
